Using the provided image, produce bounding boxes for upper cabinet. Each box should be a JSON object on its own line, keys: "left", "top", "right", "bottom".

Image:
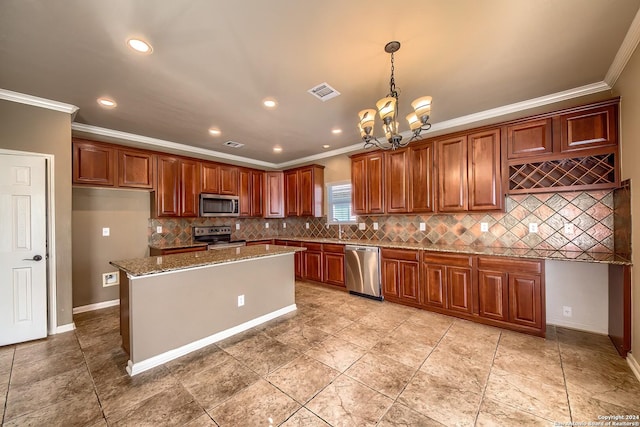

{"left": 72, "top": 139, "right": 116, "bottom": 186}
{"left": 384, "top": 149, "right": 409, "bottom": 213}
{"left": 200, "top": 162, "right": 220, "bottom": 194}
{"left": 351, "top": 152, "right": 384, "bottom": 215}
{"left": 264, "top": 171, "right": 284, "bottom": 218}
{"left": 436, "top": 135, "right": 468, "bottom": 212}
{"left": 557, "top": 103, "right": 617, "bottom": 153}
{"left": 408, "top": 142, "right": 435, "bottom": 213}
{"left": 506, "top": 119, "right": 553, "bottom": 159}
{"left": 283, "top": 165, "right": 324, "bottom": 217}
{"left": 179, "top": 158, "right": 200, "bottom": 217}
{"left": 152, "top": 155, "right": 199, "bottom": 218}
{"left": 118, "top": 148, "right": 154, "bottom": 189}
{"left": 239, "top": 168, "right": 264, "bottom": 217}
{"left": 219, "top": 165, "right": 239, "bottom": 195}
{"left": 468, "top": 129, "right": 502, "bottom": 211}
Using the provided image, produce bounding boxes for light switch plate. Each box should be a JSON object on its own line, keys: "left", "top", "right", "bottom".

{"left": 102, "top": 227, "right": 110, "bottom": 237}
{"left": 358, "top": 223, "right": 366, "bottom": 230}
{"left": 305, "top": 223, "right": 309, "bottom": 229}
{"left": 235, "top": 223, "right": 240, "bottom": 230}
{"left": 265, "top": 222, "right": 269, "bottom": 229}
{"left": 529, "top": 223, "right": 538, "bottom": 233}
{"left": 282, "top": 222, "right": 287, "bottom": 229}
{"left": 419, "top": 222, "right": 426, "bottom": 231}
{"left": 156, "top": 226, "right": 162, "bottom": 233}
{"left": 480, "top": 222, "right": 489, "bottom": 232}
{"left": 373, "top": 222, "right": 379, "bottom": 230}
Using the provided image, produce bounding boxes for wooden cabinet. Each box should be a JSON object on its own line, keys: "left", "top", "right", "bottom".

{"left": 421, "top": 253, "right": 473, "bottom": 314}
{"left": 264, "top": 171, "right": 284, "bottom": 218}
{"left": 72, "top": 139, "right": 116, "bottom": 186}
{"left": 506, "top": 119, "right": 553, "bottom": 159}
{"left": 283, "top": 165, "right": 324, "bottom": 217}
{"left": 508, "top": 274, "right": 542, "bottom": 329}
{"left": 219, "top": 165, "right": 239, "bottom": 195}
{"left": 351, "top": 152, "right": 384, "bottom": 215}
{"left": 200, "top": 162, "right": 220, "bottom": 194}
{"left": 239, "top": 169, "right": 264, "bottom": 217}
{"left": 385, "top": 149, "right": 409, "bottom": 213}
{"left": 246, "top": 240, "right": 274, "bottom": 246}
{"left": 408, "top": 142, "right": 435, "bottom": 213}
{"left": 381, "top": 248, "right": 420, "bottom": 304}
{"left": 153, "top": 155, "right": 180, "bottom": 217}
{"left": 437, "top": 135, "right": 468, "bottom": 212}
{"left": 275, "top": 240, "right": 304, "bottom": 279}
{"left": 303, "top": 242, "right": 323, "bottom": 282}
{"left": 322, "top": 244, "right": 345, "bottom": 287}
{"left": 149, "top": 246, "right": 206, "bottom": 256}
{"left": 478, "top": 270, "right": 508, "bottom": 322}
{"left": 468, "top": 129, "right": 502, "bottom": 211}
{"left": 118, "top": 148, "right": 154, "bottom": 189}
{"left": 557, "top": 103, "right": 617, "bottom": 153}
{"left": 179, "top": 159, "right": 200, "bottom": 217}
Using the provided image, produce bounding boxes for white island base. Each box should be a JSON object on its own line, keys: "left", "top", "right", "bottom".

{"left": 119, "top": 252, "right": 296, "bottom": 376}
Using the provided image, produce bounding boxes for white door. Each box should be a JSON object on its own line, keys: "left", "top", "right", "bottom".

{"left": 0, "top": 154, "right": 47, "bottom": 345}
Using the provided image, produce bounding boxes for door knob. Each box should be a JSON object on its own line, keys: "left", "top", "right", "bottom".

{"left": 23, "top": 255, "right": 43, "bottom": 261}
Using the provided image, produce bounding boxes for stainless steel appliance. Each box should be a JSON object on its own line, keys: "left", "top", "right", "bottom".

{"left": 192, "top": 226, "right": 246, "bottom": 249}
{"left": 345, "top": 245, "right": 382, "bottom": 300}
{"left": 199, "top": 194, "right": 240, "bottom": 217}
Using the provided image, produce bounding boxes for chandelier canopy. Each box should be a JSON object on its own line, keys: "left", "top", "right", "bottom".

{"left": 358, "top": 41, "right": 433, "bottom": 150}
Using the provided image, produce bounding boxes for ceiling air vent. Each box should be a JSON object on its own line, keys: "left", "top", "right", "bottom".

{"left": 223, "top": 140, "right": 244, "bottom": 148}
{"left": 307, "top": 82, "right": 341, "bottom": 102}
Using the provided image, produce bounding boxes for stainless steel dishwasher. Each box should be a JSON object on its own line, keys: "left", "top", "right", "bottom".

{"left": 345, "top": 245, "right": 382, "bottom": 301}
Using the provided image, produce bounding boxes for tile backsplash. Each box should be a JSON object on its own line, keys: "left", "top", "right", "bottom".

{"left": 149, "top": 190, "right": 614, "bottom": 253}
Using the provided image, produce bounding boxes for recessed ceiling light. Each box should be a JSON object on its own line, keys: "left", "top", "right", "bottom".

{"left": 97, "top": 97, "right": 117, "bottom": 108}
{"left": 331, "top": 129, "right": 342, "bottom": 134}
{"left": 208, "top": 128, "right": 221, "bottom": 136}
{"left": 322, "top": 145, "right": 331, "bottom": 149}
{"left": 263, "top": 98, "right": 278, "bottom": 109}
{"left": 127, "top": 38, "right": 153, "bottom": 54}
{"left": 273, "top": 146, "right": 283, "bottom": 153}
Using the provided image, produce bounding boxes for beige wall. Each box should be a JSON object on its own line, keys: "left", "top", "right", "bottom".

{"left": 613, "top": 43, "right": 640, "bottom": 358}
{"left": 317, "top": 153, "right": 352, "bottom": 216}
{"left": 72, "top": 187, "right": 150, "bottom": 308}
{"left": 0, "top": 100, "right": 73, "bottom": 327}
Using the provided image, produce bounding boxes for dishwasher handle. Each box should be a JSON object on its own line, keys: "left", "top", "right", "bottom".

{"left": 345, "top": 245, "right": 379, "bottom": 253}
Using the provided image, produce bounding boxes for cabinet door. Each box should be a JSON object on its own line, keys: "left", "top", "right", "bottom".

{"left": 219, "top": 165, "right": 238, "bottom": 195}
{"left": 73, "top": 141, "right": 116, "bottom": 186}
{"left": 201, "top": 162, "right": 220, "bottom": 194}
{"left": 251, "top": 171, "right": 264, "bottom": 217}
{"left": 478, "top": 270, "right": 508, "bottom": 321}
{"left": 558, "top": 104, "right": 617, "bottom": 153}
{"left": 385, "top": 149, "right": 409, "bottom": 213}
{"left": 506, "top": 119, "right": 553, "bottom": 159}
{"left": 508, "top": 274, "right": 542, "bottom": 329}
{"left": 155, "top": 155, "right": 180, "bottom": 217}
{"left": 118, "top": 149, "right": 154, "bottom": 189}
{"left": 264, "top": 171, "right": 284, "bottom": 218}
{"left": 468, "top": 129, "right": 502, "bottom": 211}
{"left": 368, "top": 154, "right": 385, "bottom": 214}
{"left": 323, "top": 253, "right": 345, "bottom": 286}
{"left": 295, "top": 250, "right": 304, "bottom": 279}
{"left": 180, "top": 159, "right": 200, "bottom": 217}
{"left": 409, "top": 143, "right": 435, "bottom": 213}
{"left": 437, "top": 136, "right": 468, "bottom": 212}
{"left": 399, "top": 261, "right": 419, "bottom": 303}
{"left": 447, "top": 267, "right": 473, "bottom": 314}
{"left": 420, "top": 263, "right": 446, "bottom": 309}
{"left": 284, "top": 170, "right": 299, "bottom": 216}
{"left": 351, "top": 156, "right": 368, "bottom": 214}
{"left": 298, "top": 168, "right": 314, "bottom": 216}
{"left": 381, "top": 259, "right": 400, "bottom": 298}
{"left": 238, "top": 169, "right": 251, "bottom": 217}
{"left": 304, "top": 251, "right": 323, "bottom": 282}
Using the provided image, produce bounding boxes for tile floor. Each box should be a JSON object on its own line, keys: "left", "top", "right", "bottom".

{"left": 1, "top": 281, "right": 639, "bottom": 426}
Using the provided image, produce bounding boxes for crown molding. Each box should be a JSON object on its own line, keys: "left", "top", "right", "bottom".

{"left": 605, "top": 6, "right": 640, "bottom": 87}
{"left": 0, "top": 88, "right": 79, "bottom": 115}
{"left": 71, "top": 123, "right": 278, "bottom": 169}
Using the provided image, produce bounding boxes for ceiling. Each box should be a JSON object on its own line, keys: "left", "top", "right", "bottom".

{"left": 1, "top": 0, "right": 640, "bottom": 167}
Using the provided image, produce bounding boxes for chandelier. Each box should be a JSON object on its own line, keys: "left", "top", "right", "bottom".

{"left": 358, "top": 41, "right": 433, "bottom": 150}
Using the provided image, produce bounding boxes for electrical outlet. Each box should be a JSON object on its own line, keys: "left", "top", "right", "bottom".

{"left": 102, "top": 271, "right": 119, "bottom": 287}
{"left": 373, "top": 222, "right": 379, "bottom": 230}
{"left": 156, "top": 226, "right": 162, "bottom": 233}
{"left": 481, "top": 222, "right": 489, "bottom": 232}
{"left": 528, "top": 223, "right": 538, "bottom": 233}
{"left": 265, "top": 222, "right": 269, "bottom": 229}
{"left": 237, "top": 295, "right": 245, "bottom": 307}
{"left": 102, "top": 227, "right": 110, "bottom": 237}
{"left": 564, "top": 223, "right": 575, "bottom": 235}
{"left": 305, "top": 222, "right": 309, "bottom": 229}
{"left": 562, "top": 306, "right": 572, "bottom": 317}
{"left": 282, "top": 222, "right": 287, "bottom": 229}
{"left": 419, "top": 222, "right": 426, "bottom": 231}
{"left": 358, "top": 223, "right": 366, "bottom": 230}
{"left": 235, "top": 223, "right": 240, "bottom": 230}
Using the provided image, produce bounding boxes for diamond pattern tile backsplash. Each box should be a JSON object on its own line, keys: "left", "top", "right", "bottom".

{"left": 149, "top": 190, "right": 614, "bottom": 253}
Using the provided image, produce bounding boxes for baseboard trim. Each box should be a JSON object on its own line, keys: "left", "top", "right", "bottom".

{"left": 546, "top": 319, "right": 607, "bottom": 335}
{"left": 73, "top": 299, "right": 120, "bottom": 314}
{"left": 53, "top": 323, "right": 76, "bottom": 334}
{"left": 126, "top": 304, "right": 297, "bottom": 377}
{"left": 628, "top": 352, "right": 640, "bottom": 383}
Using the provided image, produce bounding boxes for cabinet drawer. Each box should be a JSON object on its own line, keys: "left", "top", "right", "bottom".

{"left": 381, "top": 248, "right": 420, "bottom": 262}
{"left": 477, "top": 256, "right": 542, "bottom": 274}
{"left": 422, "top": 252, "right": 473, "bottom": 268}
{"left": 274, "top": 240, "right": 290, "bottom": 246}
{"left": 322, "top": 243, "right": 344, "bottom": 254}
{"left": 303, "top": 242, "right": 323, "bottom": 252}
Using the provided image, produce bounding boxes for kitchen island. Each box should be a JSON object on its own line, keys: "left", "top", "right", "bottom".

{"left": 110, "top": 244, "right": 304, "bottom": 376}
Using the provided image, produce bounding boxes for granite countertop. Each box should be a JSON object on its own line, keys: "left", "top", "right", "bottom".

{"left": 148, "top": 242, "right": 208, "bottom": 250}
{"left": 270, "top": 237, "right": 632, "bottom": 265}
{"left": 112, "top": 245, "right": 305, "bottom": 277}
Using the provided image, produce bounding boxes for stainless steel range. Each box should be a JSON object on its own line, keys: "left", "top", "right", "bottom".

{"left": 192, "top": 226, "right": 246, "bottom": 249}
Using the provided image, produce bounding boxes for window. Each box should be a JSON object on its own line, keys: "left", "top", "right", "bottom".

{"left": 326, "top": 181, "right": 356, "bottom": 224}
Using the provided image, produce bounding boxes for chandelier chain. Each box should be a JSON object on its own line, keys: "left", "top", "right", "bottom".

{"left": 389, "top": 52, "right": 398, "bottom": 99}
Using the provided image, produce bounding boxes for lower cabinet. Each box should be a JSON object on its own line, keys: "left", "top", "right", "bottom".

{"left": 149, "top": 246, "right": 206, "bottom": 256}
{"left": 246, "top": 240, "right": 274, "bottom": 246}
{"left": 303, "top": 243, "right": 323, "bottom": 282}
{"left": 275, "top": 240, "right": 345, "bottom": 286}
{"left": 381, "top": 248, "right": 420, "bottom": 304}
{"left": 275, "top": 240, "right": 304, "bottom": 279}
{"left": 420, "top": 253, "right": 474, "bottom": 315}
{"left": 322, "top": 244, "right": 345, "bottom": 287}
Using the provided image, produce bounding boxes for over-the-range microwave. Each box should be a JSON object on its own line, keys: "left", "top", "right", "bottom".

{"left": 199, "top": 194, "right": 239, "bottom": 217}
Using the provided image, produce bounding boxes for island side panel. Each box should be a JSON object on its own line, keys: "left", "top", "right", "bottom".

{"left": 129, "top": 253, "right": 295, "bottom": 363}
{"left": 119, "top": 269, "right": 130, "bottom": 356}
